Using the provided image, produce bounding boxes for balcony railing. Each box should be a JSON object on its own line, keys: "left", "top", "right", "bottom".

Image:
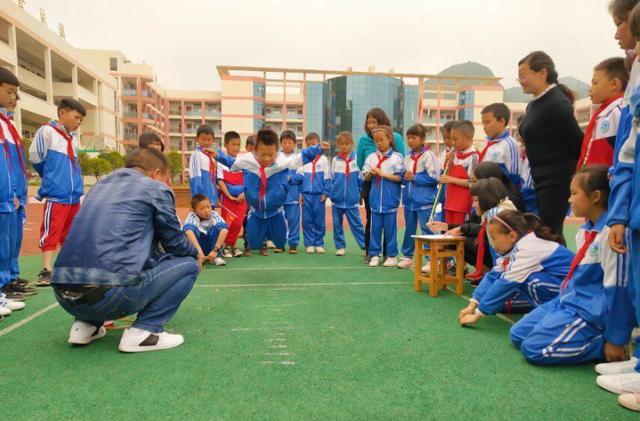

{"left": 141, "top": 90, "right": 152, "bottom": 97}
{"left": 123, "top": 111, "right": 137, "bottom": 118}
{"left": 205, "top": 110, "right": 221, "bottom": 117}
{"left": 141, "top": 112, "right": 154, "bottom": 120}
{"left": 122, "top": 88, "right": 137, "bottom": 96}
{"left": 185, "top": 110, "right": 201, "bottom": 116}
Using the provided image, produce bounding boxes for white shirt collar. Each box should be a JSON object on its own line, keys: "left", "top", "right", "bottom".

{"left": 533, "top": 83, "right": 557, "bottom": 101}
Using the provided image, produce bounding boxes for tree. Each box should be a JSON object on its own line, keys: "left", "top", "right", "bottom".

{"left": 88, "top": 157, "right": 112, "bottom": 181}
{"left": 167, "top": 150, "right": 183, "bottom": 183}
{"left": 79, "top": 152, "right": 91, "bottom": 176}
{"left": 98, "top": 151, "right": 125, "bottom": 170}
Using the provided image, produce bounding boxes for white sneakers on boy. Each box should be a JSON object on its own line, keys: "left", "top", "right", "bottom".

{"left": 335, "top": 249, "right": 345, "bottom": 256}
{"left": 214, "top": 257, "right": 226, "bottom": 266}
{"left": 397, "top": 258, "right": 413, "bottom": 269}
{"left": 618, "top": 393, "right": 640, "bottom": 411}
{"left": 306, "top": 246, "right": 316, "bottom": 254}
{"left": 383, "top": 257, "right": 398, "bottom": 267}
{"left": 68, "top": 320, "right": 107, "bottom": 345}
{"left": 316, "top": 247, "right": 326, "bottom": 254}
{"left": 596, "top": 372, "right": 640, "bottom": 395}
{"left": 0, "top": 294, "right": 25, "bottom": 316}
{"left": 595, "top": 358, "right": 638, "bottom": 375}
{"left": 118, "top": 327, "right": 184, "bottom": 353}
{"left": 369, "top": 256, "right": 380, "bottom": 267}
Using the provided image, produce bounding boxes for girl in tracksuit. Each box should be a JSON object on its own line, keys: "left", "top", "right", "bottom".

{"left": 509, "top": 166, "right": 634, "bottom": 365}
{"left": 459, "top": 210, "right": 574, "bottom": 325}
{"left": 277, "top": 131, "right": 304, "bottom": 254}
{"left": 214, "top": 129, "right": 327, "bottom": 253}
{"left": 363, "top": 125, "right": 404, "bottom": 267}
{"left": 330, "top": 131, "right": 365, "bottom": 255}
{"left": 398, "top": 124, "right": 439, "bottom": 269}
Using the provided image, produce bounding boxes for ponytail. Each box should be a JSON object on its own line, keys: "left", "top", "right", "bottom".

{"left": 522, "top": 213, "right": 564, "bottom": 244}
{"left": 490, "top": 210, "right": 564, "bottom": 245}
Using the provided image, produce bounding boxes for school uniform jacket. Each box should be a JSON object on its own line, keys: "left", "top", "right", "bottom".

{"left": 189, "top": 147, "right": 220, "bottom": 204}
{"left": 0, "top": 136, "right": 13, "bottom": 213}
{"left": 183, "top": 211, "right": 228, "bottom": 235}
{"left": 444, "top": 146, "right": 478, "bottom": 213}
{"left": 519, "top": 154, "right": 537, "bottom": 213}
{"left": 363, "top": 149, "right": 405, "bottom": 213}
{"left": 299, "top": 154, "right": 331, "bottom": 196}
{"left": 478, "top": 130, "right": 521, "bottom": 187}
{"left": 216, "top": 161, "right": 244, "bottom": 198}
{"left": 0, "top": 109, "right": 27, "bottom": 206}
{"left": 401, "top": 147, "right": 439, "bottom": 211}
{"left": 277, "top": 151, "right": 304, "bottom": 205}
{"left": 330, "top": 152, "right": 361, "bottom": 209}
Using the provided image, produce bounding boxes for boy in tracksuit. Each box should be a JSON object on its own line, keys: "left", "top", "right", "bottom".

{"left": 29, "top": 98, "right": 86, "bottom": 287}
{"left": 479, "top": 103, "right": 521, "bottom": 187}
{"left": 189, "top": 124, "right": 219, "bottom": 207}
{"left": 398, "top": 124, "right": 439, "bottom": 269}
{"left": 277, "top": 130, "right": 303, "bottom": 254}
{"left": 330, "top": 132, "right": 365, "bottom": 256}
{"left": 299, "top": 132, "right": 331, "bottom": 254}
{"left": 213, "top": 129, "right": 329, "bottom": 255}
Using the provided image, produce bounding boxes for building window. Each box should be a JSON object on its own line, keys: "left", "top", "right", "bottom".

{"left": 110, "top": 57, "right": 118, "bottom": 71}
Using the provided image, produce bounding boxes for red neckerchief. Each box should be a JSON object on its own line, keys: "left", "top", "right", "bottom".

{"left": 47, "top": 123, "right": 76, "bottom": 168}
{"left": 0, "top": 113, "right": 27, "bottom": 178}
{"left": 258, "top": 165, "right": 268, "bottom": 208}
{"left": 410, "top": 147, "right": 427, "bottom": 174}
{"left": 577, "top": 95, "right": 623, "bottom": 169}
{"left": 560, "top": 230, "right": 598, "bottom": 291}
{"left": 375, "top": 150, "right": 391, "bottom": 185}
{"left": 338, "top": 153, "right": 353, "bottom": 178}
{"left": 468, "top": 220, "right": 488, "bottom": 279}
{"left": 456, "top": 149, "right": 476, "bottom": 160}
{"left": 310, "top": 155, "right": 321, "bottom": 183}
{"left": 201, "top": 149, "right": 217, "bottom": 183}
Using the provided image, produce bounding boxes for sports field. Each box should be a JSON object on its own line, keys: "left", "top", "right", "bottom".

{"left": 0, "top": 223, "right": 634, "bottom": 420}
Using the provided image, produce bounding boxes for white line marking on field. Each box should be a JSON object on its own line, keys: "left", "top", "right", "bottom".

{"left": 212, "top": 266, "right": 372, "bottom": 272}
{"left": 0, "top": 303, "right": 58, "bottom": 338}
{"left": 262, "top": 361, "right": 295, "bottom": 366}
{"left": 268, "top": 345, "right": 288, "bottom": 349}
{"left": 265, "top": 352, "right": 294, "bottom": 356}
{"left": 195, "top": 281, "right": 406, "bottom": 288}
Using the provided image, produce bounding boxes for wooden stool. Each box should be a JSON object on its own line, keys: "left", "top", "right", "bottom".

{"left": 413, "top": 235, "right": 465, "bottom": 297}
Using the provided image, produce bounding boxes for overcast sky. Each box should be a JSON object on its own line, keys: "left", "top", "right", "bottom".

{"left": 24, "top": 0, "right": 622, "bottom": 90}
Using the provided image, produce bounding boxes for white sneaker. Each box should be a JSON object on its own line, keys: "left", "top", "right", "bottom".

{"left": 306, "top": 246, "right": 316, "bottom": 254}
{"left": 0, "top": 303, "right": 11, "bottom": 317}
{"left": 335, "top": 249, "right": 345, "bottom": 256}
{"left": 1, "top": 293, "right": 25, "bottom": 311}
{"left": 315, "top": 247, "right": 326, "bottom": 254}
{"left": 68, "top": 320, "right": 107, "bottom": 345}
{"left": 596, "top": 358, "right": 639, "bottom": 375}
{"left": 223, "top": 247, "right": 233, "bottom": 258}
{"left": 596, "top": 372, "right": 640, "bottom": 395}
{"left": 266, "top": 241, "right": 276, "bottom": 249}
{"left": 397, "top": 257, "right": 414, "bottom": 269}
{"left": 618, "top": 393, "right": 640, "bottom": 412}
{"left": 233, "top": 247, "right": 243, "bottom": 257}
{"left": 119, "top": 327, "right": 184, "bottom": 353}
{"left": 421, "top": 261, "right": 432, "bottom": 272}
{"left": 214, "top": 257, "right": 226, "bottom": 266}
{"left": 369, "top": 256, "right": 380, "bottom": 267}
{"left": 383, "top": 257, "right": 398, "bottom": 267}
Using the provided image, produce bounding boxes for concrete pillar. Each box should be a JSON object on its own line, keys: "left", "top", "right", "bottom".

{"left": 44, "top": 47, "right": 54, "bottom": 103}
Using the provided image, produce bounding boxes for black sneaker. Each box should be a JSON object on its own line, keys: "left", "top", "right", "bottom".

{"left": 1, "top": 287, "right": 25, "bottom": 301}
{"left": 36, "top": 269, "right": 52, "bottom": 287}
{"left": 259, "top": 246, "right": 269, "bottom": 256}
{"left": 15, "top": 277, "right": 31, "bottom": 287}
{"left": 288, "top": 246, "right": 298, "bottom": 254}
{"left": 242, "top": 248, "right": 253, "bottom": 257}
{"left": 7, "top": 281, "right": 37, "bottom": 296}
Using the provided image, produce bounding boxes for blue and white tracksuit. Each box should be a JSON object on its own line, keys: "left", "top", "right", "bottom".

{"left": 330, "top": 153, "right": 365, "bottom": 250}
{"left": 183, "top": 211, "right": 228, "bottom": 256}
{"left": 510, "top": 214, "right": 635, "bottom": 365}
{"left": 277, "top": 151, "right": 304, "bottom": 247}
{"left": 520, "top": 155, "right": 538, "bottom": 214}
{"left": 0, "top": 134, "right": 16, "bottom": 288}
{"left": 216, "top": 145, "right": 323, "bottom": 250}
{"left": 608, "top": 57, "right": 640, "bottom": 372}
{"left": 189, "top": 147, "right": 219, "bottom": 205}
{"left": 29, "top": 120, "right": 83, "bottom": 204}
{"left": 299, "top": 154, "right": 331, "bottom": 248}
{"left": 363, "top": 149, "right": 404, "bottom": 258}
{"left": 400, "top": 147, "right": 438, "bottom": 258}
{"left": 0, "top": 109, "right": 26, "bottom": 283}
{"left": 472, "top": 233, "right": 573, "bottom": 315}
{"left": 480, "top": 130, "right": 522, "bottom": 187}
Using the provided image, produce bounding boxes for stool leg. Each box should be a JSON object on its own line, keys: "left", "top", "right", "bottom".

{"left": 429, "top": 244, "right": 438, "bottom": 297}
{"left": 455, "top": 243, "right": 464, "bottom": 295}
{"left": 414, "top": 239, "right": 422, "bottom": 292}
{"left": 439, "top": 257, "right": 447, "bottom": 290}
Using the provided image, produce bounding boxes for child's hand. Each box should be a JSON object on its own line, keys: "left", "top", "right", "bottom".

{"left": 320, "top": 194, "right": 327, "bottom": 202}
{"left": 445, "top": 151, "right": 454, "bottom": 163}
{"left": 299, "top": 195, "right": 304, "bottom": 204}
{"left": 405, "top": 170, "right": 414, "bottom": 181}
{"left": 204, "top": 148, "right": 218, "bottom": 158}
{"left": 320, "top": 141, "right": 331, "bottom": 150}
{"left": 459, "top": 312, "right": 482, "bottom": 326}
{"left": 604, "top": 341, "right": 628, "bottom": 362}
{"left": 371, "top": 168, "right": 382, "bottom": 177}
{"left": 446, "top": 227, "right": 462, "bottom": 237}
{"left": 458, "top": 303, "right": 476, "bottom": 320}
{"left": 13, "top": 197, "right": 19, "bottom": 209}
{"left": 427, "top": 221, "right": 448, "bottom": 233}
{"left": 609, "top": 224, "right": 627, "bottom": 254}
{"left": 196, "top": 255, "right": 205, "bottom": 272}
{"left": 237, "top": 192, "right": 245, "bottom": 202}
{"left": 439, "top": 175, "right": 453, "bottom": 184}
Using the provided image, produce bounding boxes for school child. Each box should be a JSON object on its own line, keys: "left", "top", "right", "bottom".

{"left": 299, "top": 132, "right": 331, "bottom": 254}
{"left": 509, "top": 166, "right": 634, "bottom": 366}
{"left": 515, "top": 115, "right": 539, "bottom": 214}
{"left": 189, "top": 124, "right": 219, "bottom": 205}
{"left": 458, "top": 210, "right": 574, "bottom": 325}
{"left": 479, "top": 103, "right": 521, "bottom": 187}
{"left": 277, "top": 130, "right": 303, "bottom": 254}
{"left": 363, "top": 125, "right": 404, "bottom": 267}
{"left": 330, "top": 131, "right": 365, "bottom": 256}
{"left": 241, "top": 135, "right": 256, "bottom": 256}
{"left": 577, "top": 58, "right": 628, "bottom": 169}
{"left": 440, "top": 120, "right": 478, "bottom": 226}
{"left": 28, "top": 98, "right": 86, "bottom": 287}
{"left": 183, "top": 194, "right": 229, "bottom": 266}
{"left": 397, "top": 124, "right": 439, "bottom": 269}
{"left": 437, "top": 120, "right": 456, "bottom": 171}
{"left": 138, "top": 131, "right": 164, "bottom": 151}
{"left": 213, "top": 129, "right": 330, "bottom": 254}
{"left": 217, "top": 131, "right": 246, "bottom": 258}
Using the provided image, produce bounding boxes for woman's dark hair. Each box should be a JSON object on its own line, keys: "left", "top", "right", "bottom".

{"left": 406, "top": 123, "right": 427, "bottom": 139}
{"left": 364, "top": 108, "right": 391, "bottom": 137}
{"left": 630, "top": 3, "right": 640, "bottom": 39}
{"left": 490, "top": 210, "right": 564, "bottom": 245}
{"left": 609, "top": 0, "right": 640, "bottom": 21}
{"left": 473, "top": 162, "right": 526, "bottom": 211}
{"left": 518, "top": 51, "right": 575, "bottom": 104}
{"left": 470, "top": 177, "right": 509, "bottom": 214}
{"left": 573, "top": 165, "right": 611, "bottom": 209}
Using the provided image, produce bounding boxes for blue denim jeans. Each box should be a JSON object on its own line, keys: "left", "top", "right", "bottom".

{"left": 54, "top": 257, "right": 199, "bottom": 333}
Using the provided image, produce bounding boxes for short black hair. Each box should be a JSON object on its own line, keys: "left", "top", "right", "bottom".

{"left": 0, "top": 67, "right": 19, "bottom": 87}
{"left": 406, "top": 123, "right": 427, "bottom": 139}
{"left": 470, "top": 177, "right": 508, "bottom": 214}
{"left": 245, "top": 135, "right": 256, "bottom": 147}
{"left": 138, "top": 132, "right": 164, "bottom": 151}
{"left": 196, "top": 124, "right": 215, "bottom": 138}
{"left": 280, "top": 130, "right": 296, "bottom": 142}
{"left": 190, "top": 193, "right": 210, "bottom": 209}
{"left": 256, "top": 129, "right": 279, "bottom": 149}
{"left": 305, "top": 132, "right": 320, "bottom": 142}
{"left": 451, "top": 120, "right": 475, "bottom": 138}
{"left": 594, "top": 57, "right": 629, "bottom": 91}
{"left": 224, "top": 131, "right": 241, "bottom": 144}
{"left": 481, "top": 103, "right": 511, "bottom": 126}
{"left": 58, "top": 98, "right": 86, "bottom": 117}
{"left": 442, "top": 120, "right": 456, "bottom": 134}
{"left": 125, "top": 147, "right": 168, "bottom": 173}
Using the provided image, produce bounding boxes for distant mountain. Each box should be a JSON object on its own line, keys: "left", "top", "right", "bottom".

{"left": 426, "top": 61, "right": 498, "bottom": 87}
{"left": 504, "top": 76, "right": 590, "bottom": 102}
